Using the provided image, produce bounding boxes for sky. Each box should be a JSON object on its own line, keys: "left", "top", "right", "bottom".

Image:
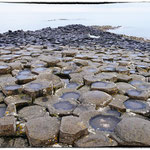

{"left": 0, "top": 0, "right": 150, "bottom": 2}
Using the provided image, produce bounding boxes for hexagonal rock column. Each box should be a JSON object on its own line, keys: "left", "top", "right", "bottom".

{"left": 91, "top": 81, "right": 118, "bottom": 94}
{"left": 0, "top": 116, "right": 16, "bottom": 136}
{"left": 23, "top": 79, "right": 52, "bottom": 99}
{"left": 0, "top": 65, "right": 11, "bottom": 74}
{"left": 25, "top": 116, "right": 60, "bottom": 147}
{"left": 126, "top": 89, "right": 149, "bottom": 101}
{"left": 59, "top": 116, "right": 88, "bottom": 145}
{"left": 18, "top": 105, "right": 47, "bottom": 121}
{"left": 74, "top": 131, "right": 118, "bottom": 147}
{"left": 79, "top": 90, "right": 112, "bottom": 108}
{"left": 113, "top": 117, "right": 150, "bottom": 146}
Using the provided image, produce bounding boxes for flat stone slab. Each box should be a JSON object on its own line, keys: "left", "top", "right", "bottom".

{"left": 79, "top": 90, "right": 112, "bottom": 107}
{"left": 109, "top": 94, "right": 128, "bottom": 112}
{"left": 123, "top": 99, "right": 150, "bottom": 116}
{"left": 116, "top": 82, "right": 136, "bottom": 95}
{"left": 59, "top": 116, "right": 88, "bottom": 145}
{"left": 126, "top": 89, "right": 149, "bottom": 101}
{"left": 25, "top": 116, "right": 60, "bottom": 147}
{"left": 113, "top": 117, "right": 150, "bottom": 146}
{"left": 0, "top": 116, "right": 16, "bottom": 136}
{"left": 73, "top": 104, "right": 96, "bottom": 117}
{"left": 23, "top": 79, "right": 52, "bottom": 99}
{"left": 18, "top": 105, "right": 47, "bottom": 121}
{"left": 56, "top": 88, "right": 81, "bottom": 101}
{"left": 34, "top": 95, "right": 58, "bottom": 107}
{"left": 2, "top": 84, "right": 22, "bottom": 96}
{"left": 74, "top": 131, "right": 118, "bottom": 147}
{"left": 47, "top": 99, "right": 77, "bottom": 116}
{"left": 91, "top": 81, "right": 118, "bottom": 94}
{"left": 95, "top": 72, "right": 117, "bottom": 82}
{"left": 4, "top": 94, "right": 32, "bottom": 107}
{"left": 89, "top": 114, "right": 121, "bottom": 132}
{"left": 0, "top": 65, "right": 11, "bottom": 74}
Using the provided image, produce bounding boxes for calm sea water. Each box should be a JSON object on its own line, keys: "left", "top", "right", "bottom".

{"left": 0, "top": 2, "right": 150, "bottom": 39}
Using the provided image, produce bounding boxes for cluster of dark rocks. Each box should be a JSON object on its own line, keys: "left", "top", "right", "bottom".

{"left": 0, "top": 24, "right": 150, "bottom": 51}
{"left": 1, "top": 25, "right": 150, "bottom": 147}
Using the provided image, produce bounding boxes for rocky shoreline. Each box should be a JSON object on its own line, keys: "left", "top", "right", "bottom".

{"left": 1, "top": 24, "right": 150, "bottom": 147}
{"left": 0, "top": 24, "right": 150, "bottom": 50}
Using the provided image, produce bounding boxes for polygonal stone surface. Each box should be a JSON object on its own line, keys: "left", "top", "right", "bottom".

{"left": 79, "top": 90, "right": 112, "bottom": 107}
{"left": 0, "top": 116, "right": 16, "bottom": 136}
{"left": 25, "top": 116, "right": 60, "bottom": 147}
{"left": 16, "top": 74, "right": 37, "bottom": 84}
{"left": 74, "top": 131, "right": 118, "bottom": 147}
{"left": 47, "top": 99, "right": 77, "bottom": 116}
{"left": 109, "top": 94, "right": 128, "bottom": 112}
{"left": 123, "top": 99, "right": 150, "bottom": 116}
{"left": 18, "top": 105, "right": 47, "bottom": 121}
{"left": 34, "top": 95, "right": 58, "bottom": 107}
{"left": 73, "top": 104, "right": 96, "bottom": 117}
{"left": 113, "top": 117, "right": 150, "bottom": 146}
{"left": 13, "top": 137, "right": 29, "bottom": 148}
{"left": 0, "top": 65, "right": 11, "bottom": 74}
{"left": 116, "top": 82, "right": 136, "bottom": 95}
{"left": 91, "top": 81, "right": 118, "bottom": 94}
{"left": 4, "top": 94, "right": 32, "bottom": 107}
{"left": 95, "top": 72, "right": 117, "bottom": 82}
{"left": 59, "top": 116, "right": 88, "bottom": 145}
{"left": 2, "top": 84, "right": 22, "bottom": 96}
{"left": 116, "top": 74, "right": 132, "bottom": 82}
{"left": 126, "top": 89, "right": 149, "bottom": 101}
{"left": 37, "top": 73, "right": 64, "bottom": 91}
{"left": 40, "top": 55, "right": 60, "bottom": 67}
{"left": 89, "top": 114, "right": 121, "bottom": 132}
{"left": 116, "top": 67, "right": 129, "bottom": 75}
{"left": 56, "top": 88, "right": 81, "bottom": 101}
{"left": 23, "top": 79, "right": 52, "bottom": 99}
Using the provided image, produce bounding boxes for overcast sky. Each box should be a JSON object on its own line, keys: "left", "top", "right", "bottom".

{"left": 0, "top": 0, "right": 150, "bottom": 2}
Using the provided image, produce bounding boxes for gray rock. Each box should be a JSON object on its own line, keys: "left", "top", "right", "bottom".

{"left": 25, "top": 116, "right": 60, "bottom": 147}
{"left": 74, "top": 131, "right": 118, "bottom": 147}
{"left": 113, "top": 117, "right": 150, "bottom": 146}
{"left": 59, "top": 116, "right": 88, "bottom": 145}
{"left": 18, "top": 105, "right": 47, "bottom": 121}
{"left": 79, "top": 90, "right": 112, "bottom": 107}
{"left": 0, "top": 116, "right": 16, "bottom": 136}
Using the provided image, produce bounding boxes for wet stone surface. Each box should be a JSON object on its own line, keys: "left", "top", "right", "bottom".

{"left": 89, "top": 114, "right": 121, "bottom": 132}
{"left": 47, "top": 99, "right": 77, "bottom": 116}
{"left": 0, "top": 24, "right": 150, "bottom": 147}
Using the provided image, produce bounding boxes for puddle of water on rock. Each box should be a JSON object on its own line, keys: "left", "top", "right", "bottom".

{"left": 124, "top": 99, "right": 146, "bottom": 110}
{"left": 60, "top": 92, "right": 80, "bottom": 100}
{"left": 0, "top": 65, "right": 8, "bottom": 69}
{"left": 63, "top": 70, "right": 72, "bottom": 74}
{"left": 33, "top": 67, "right": 47, "bottom": 72}
{"left": 128, "top": 89, "right": 142, "bottom": 96}
{"left": 89, "top": 114, "right": 121, "bottom": 132}
{"left": 5, "top": 85, "right": 21, "bottom": 91}
{"left": 18, "top": 70, "right": 31, "bottom": 75}
{"left": 42, "top": 97, "right": 49, "bottom": 102}
{"left": 0, "top": 106, "right": 6, "bottom": 118}
{"left": 91, "top": 81, "right": 108, "bottom": 88}
{"left": 53, "top": 101, "right": 75, "bottom": 110}
{"left": 28, "top": 83, "right": 42, "bottom": 90}
{"left": 105, "top": 67, "right": 116, "bottom": 72}
{"left": 86, "top": 68, "right": 97, "bottom": 73}
{"left": 130, "top": 80, "right": 143, "bottom": 86}
{"left": 66, "top": 82, "right": 78, "bottom": 88}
